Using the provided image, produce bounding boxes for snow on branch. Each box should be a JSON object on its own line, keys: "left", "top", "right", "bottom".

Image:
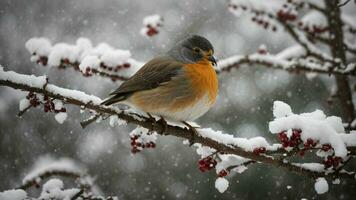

{"left": 216, "top": 53, "right": 356, "bottom": 76}
{"left": 25, "top": 37, "right": 144, "bottom": 81}
{"left": 0, "top": 156, "right": 117, "bottom": 200}
{"left": 227, "top": 0, "right": 344, "bottom": 65}
{"left": 1, "top": 67, "right": 356, "bottom": 195}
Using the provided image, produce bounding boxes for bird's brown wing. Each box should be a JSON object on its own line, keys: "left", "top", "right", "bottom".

{"left": 101, "top": 56, "right": 184, "bottom": 105}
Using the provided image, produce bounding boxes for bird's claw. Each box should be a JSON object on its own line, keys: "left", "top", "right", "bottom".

{"left": 157, "top": 116, "right": 168, "bottom": 135}
{"left": 146, "top": 113, "right": 167, "bottom": 135}
{"left": 182, "top": 121, "right": 197, "bottom": 146}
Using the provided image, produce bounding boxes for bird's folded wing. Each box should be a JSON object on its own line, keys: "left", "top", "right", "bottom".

{"left": 110, "top": 56, "right": 184, "bottom": 95}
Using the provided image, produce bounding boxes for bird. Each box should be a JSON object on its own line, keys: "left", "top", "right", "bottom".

{"left": 101, "top": 35, "right": 218, "bottom": 142}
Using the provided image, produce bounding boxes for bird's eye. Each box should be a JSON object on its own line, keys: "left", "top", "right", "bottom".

{"left": 193, "top": 48, "right": 200, "bottom": 53}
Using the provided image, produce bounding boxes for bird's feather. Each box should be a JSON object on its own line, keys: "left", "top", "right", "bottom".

{"left": 101, "top": 56, "right": 183, "bottom": 106}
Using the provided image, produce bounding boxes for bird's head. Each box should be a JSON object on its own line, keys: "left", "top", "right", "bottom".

{"left": 168, "top": 35, "right": 216, "bottom": 66}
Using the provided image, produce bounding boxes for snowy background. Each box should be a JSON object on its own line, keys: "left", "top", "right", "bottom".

{"left": 0, "top": 0, "right": 356, "bottom": 199}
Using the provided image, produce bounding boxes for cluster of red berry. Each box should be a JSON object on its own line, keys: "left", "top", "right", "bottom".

{"left": 218, "top": 169, "right": 229, "bottom": 177}
{"left": 198, "top": 156, "right": 217, "bottom": 172}
{"left": 276, "top": 8, "right": 297, "bottom": 22}
{"left": 34, "top": 55, "right": 48, "bottom": 66}
{"left": 130, "top": 134, "right": 156, "bottom": 154}
{"left": 43, "top": 96, "right": 66, "bottom": 113}
{"left": 83, "top": 67, "right": 93, "bottom": 77}
{"left": 26, "top": 92, "right": 40, "bottom": 107}
{"left": 278, "top": 129, "right": 302, "bottom": 148}
{"left": 146, "top": 24, "right": 160, "bottom": 37}
{"left": 298, "top": 138, "right": 317, "bottom": 156}
{"left": 100, "top": 62, "right": 131, "bottom": 72}
{"left": 251, "top": 16, "right": 278, "bottom": 32}
{"left": 253, "top": 147, "right": 267, "bottom": 155}
{"left": 297, "top": 21, "right": 329, "bottom": 35}
{"left": 26, "top": 92, "right": 66, "bottom": 113}
{"left": 323, "top": 156, "right": 342, "bottom": 169}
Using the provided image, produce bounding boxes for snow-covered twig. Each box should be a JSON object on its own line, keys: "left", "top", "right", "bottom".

{"left": 1, "top": 68, "right": 355, "bottom": 183}
{"left": 216, "top": 54, "right": 355, "bottom": 76}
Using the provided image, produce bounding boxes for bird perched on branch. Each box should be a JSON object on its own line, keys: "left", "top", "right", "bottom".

{"left": 101, "top": 35, "right": 218, "bottom": 142}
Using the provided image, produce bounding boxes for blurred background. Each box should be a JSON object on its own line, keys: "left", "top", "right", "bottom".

{"left": 0, "top": 0, "right": 355, "bottom": 199}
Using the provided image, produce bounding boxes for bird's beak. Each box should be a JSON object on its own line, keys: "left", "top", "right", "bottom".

{"left": 208, "top": 55, "right": 217, "bottom": 66}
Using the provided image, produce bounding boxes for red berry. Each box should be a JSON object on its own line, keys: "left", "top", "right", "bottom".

{"left": 218, "top": 170, "right": 228, "bottom": 177}
{"left": 123, "top": 63, "right": 130, "bottom": 68}
{"left": 321, "top": 144, "right": 332, "bottom": 151}
{"left": 146, "top": 27, "right": 159, "bottom": 36}
{"left": 150, "top": 142, "right": 156, "bottom": 148}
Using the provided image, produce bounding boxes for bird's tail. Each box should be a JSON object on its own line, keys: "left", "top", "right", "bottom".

{"left": 100, "top": 94, "right": 127, "bottom": 106}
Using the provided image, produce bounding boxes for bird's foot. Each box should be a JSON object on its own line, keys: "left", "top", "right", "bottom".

{"left": 157, "top": 116, "right": 168, "bottom": 135}
{"left": 146, "top": 112, "right": 156, "bottom": 131}
{"left": 146, "top": 113, "right": 167, "bottom": 135}
{"left": 182, "top": 121, "right": 198, "bottom": 146}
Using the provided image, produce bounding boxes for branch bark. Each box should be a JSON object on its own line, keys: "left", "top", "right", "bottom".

{"left": 325, "top": 0, "right": 355, "bottom": 123}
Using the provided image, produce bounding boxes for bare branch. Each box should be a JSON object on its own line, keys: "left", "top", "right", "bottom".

{"left": 338, "top": 0, "right": 352, "bottom": 7}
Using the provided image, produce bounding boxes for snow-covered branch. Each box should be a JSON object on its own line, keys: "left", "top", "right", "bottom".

{"left": 1, "top": 67, "right": 356, "bottom": 194}
{"left": 0, "top": 157, "right": 117, "bottom": 200}
{"left": 26, "top": 37, "right": 144, "bottom": 82}
{"left": 216, "top": 53, "right": 356, "bottom": 76}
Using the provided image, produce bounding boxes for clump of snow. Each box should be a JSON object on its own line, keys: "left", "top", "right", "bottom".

{"left": 39, "top": 179, "right": 80, "bottom": 200}
{"left": 332, "top": 178, "right": 340, "bottom": 185}
{"left": 42, "top": 178, "right": 64, "bottom": 192}
{"left": 48, "top": 43, "right": 81, "bottom": 66}
{"left": 0, "top": 67, "right": 48, "bottom": 88}
{"left": 198, "top": 128, "right": 280, "bottom": 152}
{"left": 301, "top": 11, "right": 327, "bottom": 29}
{"left": 293, "top": 163, "right": 325, "bottom": 172}
{"left": 76, "top": 37, "right": 93, "bottom": 54}
{"left": 276, "top": 45, "right": 305, "bottom": 60}
{"left": 53, "top": 100, "right": 64, "bottom": 110}
{"left": 19, "top": 98, "right": 30, "bottom": 111}
{"left": 215, "top": 177, "right": 229, "bottom": 193}
{"left": 92, "top": 43, "right": 114, "bottom": 56}
{"left": 269, "top": 101, "right": 348, "bottom": 158}
{"left": 273, "top": 101, "right": 292, "bottom": 118}
{"left": 215, "top": 154, "right": 249, "bottom": 174}
{"left": 109, "top": 115, "right": 127, "bottom": 127}
{"left": 140, "top": 14, "right": 163, "bottom": 37}
{"left": 54, "top": 112, "right": 67, "bottom": 124}
{"left": 25, "top": 37, "right": 142, "bottom": 77}
{"left": 79, "top": 55, "right": 101, "bottom": 72}
{"left": 130, "top": 127, "right": 157, "bottom": 147}
{"left": 0, "top": 189, "right": 27, "bottom": 200}
{"left": 101, "top": 50, "right": 131, "bottom": 67}
{"left": 143, "top": 14, "right": 163, "bottom": 27}
{"left": 25, "top": 37, "right": 52, "bottom": 56}
{"left": 314, "top": 177, "right": 329, "bottom": 194}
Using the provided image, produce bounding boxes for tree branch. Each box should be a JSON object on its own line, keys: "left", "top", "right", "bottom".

{"left": 216, "top": 54, "right": 355, "bottom": 76}
{"left": 324, "top": 0, "right": 355, "bottom": 123}
{"left": 1, "top": 68, "right": 355, "bottom": 181}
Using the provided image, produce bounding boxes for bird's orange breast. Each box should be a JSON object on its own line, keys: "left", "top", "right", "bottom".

{"left": 184, "top": 60, "right": 218, "bottom": 104}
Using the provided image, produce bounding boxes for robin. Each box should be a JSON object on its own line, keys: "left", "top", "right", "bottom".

{"left": 101, "top": 35, "right": 218, "bottom": 142}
